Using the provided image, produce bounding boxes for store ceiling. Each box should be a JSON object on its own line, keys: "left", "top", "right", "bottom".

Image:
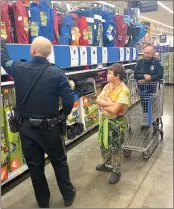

{"left": 108, "top": 1, "right": 173, "bottom": 28}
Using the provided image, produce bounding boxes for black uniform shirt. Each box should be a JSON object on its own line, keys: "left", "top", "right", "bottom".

{"left": 1, "top": 40, "right": 74, "bottom": 118}
{"left": 134, "top": 57, "right": 164, "bottom": 82}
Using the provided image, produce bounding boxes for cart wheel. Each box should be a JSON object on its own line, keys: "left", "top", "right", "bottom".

{"left": 143, "top": 150, "right": 151, "bottom": 159}
{"left": 124, "top": 150, "right": 132, "bottom": 157}
{"left": 160, "top": 130, "right": 164, "bottom": 140}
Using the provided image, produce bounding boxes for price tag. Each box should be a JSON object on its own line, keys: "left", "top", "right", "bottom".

{"left": 18, "top": 16, "right": 22, "bottom": 21}
{"left": 28, "top": 10, "right": 31, "bottom": 18}
{"left": 133, "top": 48, "right": 137, "bottom": 60}
{"left": 80, "top": 47, "right": 87, "bottom": 66}
{"left": 70, "top": 46, "right": 79, "bottom": 67}
{"left": 102, "top": 47, "right": 108, "bottom": 63}
{"left": 120, "top": 48, "right": 124, "bottom": 62}
{"left": 91, "top": 47, "right": 97, "bottom": 65}
{"left": 126, "top": 48, "right": 130, "bottom": 61}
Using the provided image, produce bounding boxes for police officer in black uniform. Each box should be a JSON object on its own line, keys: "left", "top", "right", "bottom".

{"left": 1, "top": 36, "right": 76, "bottom": 208}
{"left": 134, "top": 46, "right": 163, "bottom": 126}
{"left": 134, "top": 46, "right": 163, "bottom": 83}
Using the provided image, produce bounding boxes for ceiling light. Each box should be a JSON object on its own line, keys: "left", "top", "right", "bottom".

{"left": 97, "top": 1, "right": 115, "bottom": 8}
{"left": 140, "top": 15, "right": 173, "bottom": 29}
{"left": 158, "top": 1, "right": 173, "bottom": 14}
{"left": 151, "top": 32, "right": 161, "bottom": 36}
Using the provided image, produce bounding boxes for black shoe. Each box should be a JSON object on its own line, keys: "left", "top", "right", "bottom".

{"left": 64, "top": 188, "right": 76, "bottom": 207}
{"left": 39, "top": 204, "right": 49, "bottom": 208}
{"left": 108, "top": 172, "right": 121, "bottom": 184}
{"left": 96, "top": 164, "right": 113, "bottom": 172}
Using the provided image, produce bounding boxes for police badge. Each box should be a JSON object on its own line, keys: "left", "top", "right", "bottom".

{"left": 150, "top": 65, "right": 154, "bottom": 71}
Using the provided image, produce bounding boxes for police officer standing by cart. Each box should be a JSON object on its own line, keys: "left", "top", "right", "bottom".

{"left": 134, "top": 46, "right": 163, "bottom": 128}
{"left": 1, "top": 37, "right": 76, "bottom": 208}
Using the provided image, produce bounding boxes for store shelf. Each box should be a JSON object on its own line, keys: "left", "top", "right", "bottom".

{"left": 1, "top": 62, "right": 137, "bottom": 79}
{"left": 1, "top": 164, "right": 28, "bottom": 186}
{"left": 65, "top": 123, "right": 98, "bottom": 146}
{"left": 65, "top": 67, "right": 108, "bottom": 76}
{"left": 1, "top": 81, "right": 15, "bottom": 87}
{"left": 6, "top": 44, "right": 138, "bottom": 68}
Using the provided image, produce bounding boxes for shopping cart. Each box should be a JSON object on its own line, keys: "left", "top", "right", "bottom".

{"left": 123, "top": 79, "right": 165, "bottom": 159}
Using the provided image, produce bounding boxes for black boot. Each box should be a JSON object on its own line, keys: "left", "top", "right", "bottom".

{"left": 39, "top": 204, "right": 49, "bottom": 208}
{"left": 108, "top": 172, "right": 121, "bottom": 184}
{"left": 96, "top": 164, "right": 113, "bottom": 172}
{"left": 64, "top": 188, "right": 76, "bottom": 207}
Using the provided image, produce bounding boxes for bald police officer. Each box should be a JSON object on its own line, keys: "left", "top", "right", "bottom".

{"left": 1, "top": 37, "right": 76, "bottom": 208}
{"left": 135, "top": 46, "right": 163, "bottom": 83}
{"left": 134, "top": 46, "right": 164, "bottom": 126}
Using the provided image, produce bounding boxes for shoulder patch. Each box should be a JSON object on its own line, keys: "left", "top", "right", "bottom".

{"left": 20, "top": 59, "right": 27, "bottom": 62}
{"left": 5, "top": 60, "right": 13, "bottom": 67}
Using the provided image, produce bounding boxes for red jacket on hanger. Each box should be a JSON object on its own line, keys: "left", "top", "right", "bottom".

{"left": 13, "top": 1, "right": 29, "bottom": 44}
{"left": 1, "top": 1, "right": 14, "bottom": 43}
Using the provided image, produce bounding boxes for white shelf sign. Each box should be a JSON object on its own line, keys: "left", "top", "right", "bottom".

{"left": 70, "top": 46, "right": 79, "bottom": 67}
{"left": 120, "top": 48, "right": 124, "bottom": 61}
{"left": 91, "top": 47, "right": 97, "bottom": 65}
{"left": 47, "top": 46, "right": 55, "bottom": 64}
{"left": 133, "top": 48, "right": 137, "bottom": 60}
{"left": 126, "top": 48, "right": 130, "bottom": 61}
{"left": 102, "top": 47, "right": 108, "bottom": 63}
{"left": 80, "top": 47, "right": 87, "bottom": 66}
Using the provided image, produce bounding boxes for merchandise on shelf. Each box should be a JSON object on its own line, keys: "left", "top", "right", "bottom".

{"left": 67, "top": 99, "right": 80, "bottom": 126}
{"left": 102, "top": 10, "right": 115, "bottom": 47}
{"left": 1, "top": 0, "right": 147, "bottom": 47}
{"left": 29, "top": 2, "right": 41, "bottom": 42}
{"left": 39, "top": 1, "right": 54, "bottom": 42}
{"left": 2, "top": 87, "right": 23, "bottom": 172}
{"left": 161, "top": 52, "right": 173, "bottom": 84}
{"left": 78, "top": 16, "right": 89, "bottom": 46}
{"left": 1, "top": 128, "right": 8, "bottom": 182}
{"left": 12, "top": 1, "right": 29, "bottom": 44}
{"left": 79, "top": 93, "right": 99, "bottom": 130}
{"left": 3, "top": 106, "right": 24, "bottom": 172}
{"left": 1, "top": 95, "right": 4, "bottom": 128}
{"left": 59, "top": 15, "right": 73, "bottom": 45}
{"left": 1, "top": 1, "right": 14, "bottom": 42}
{"left": 70, "top": 13, "right": 80, "bottom": 46}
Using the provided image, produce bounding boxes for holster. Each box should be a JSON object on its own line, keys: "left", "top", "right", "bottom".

{"left": 9, "top": 115, "right": 20, "bottom": 133}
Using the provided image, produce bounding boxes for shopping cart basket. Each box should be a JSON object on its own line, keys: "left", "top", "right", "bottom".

{"left": 123, "top": 79, "right": 165, "bottom": 159}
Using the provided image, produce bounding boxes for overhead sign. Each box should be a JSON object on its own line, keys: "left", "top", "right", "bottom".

{"left": 139, "top": 0, "right": 158, "bottom": 12}
{"left": 128, "top": 0, "right": 158, "bottom": 13}
{"left": 159, "top": 35, "right": 167, "bottom": 43}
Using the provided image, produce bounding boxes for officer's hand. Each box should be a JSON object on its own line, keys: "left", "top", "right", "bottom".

{"left": 138, "top": 79, "right": 146, "bottom": 84}
{"left": 144, "top": 74, "right": 151, "bottom": 81}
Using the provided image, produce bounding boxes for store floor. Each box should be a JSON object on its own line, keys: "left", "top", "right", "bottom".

{"left": 1, "top": 86, "right": 173, "bottom": 208}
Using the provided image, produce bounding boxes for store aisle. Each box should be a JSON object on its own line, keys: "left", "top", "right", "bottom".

{"left": 1, "top": 86, "right": 173, "bottom": 208}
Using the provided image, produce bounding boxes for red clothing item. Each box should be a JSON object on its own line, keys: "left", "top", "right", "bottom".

{"left": 79, "top": 16, "right": 88, "bottom": 46}
{"left": 120, "top": 23, "right": 128, "bottom": 47}
{"left": 13, "top": 1, "right": 29, "bottom": 44}
{"left": 114, "top": 15, "right": 124, "bottom": 47}
{"left": 1, "top": 1, "right": 14, "bottom": 43}
{"left": 52, "top": 9, "right": 59, "bottom": 45}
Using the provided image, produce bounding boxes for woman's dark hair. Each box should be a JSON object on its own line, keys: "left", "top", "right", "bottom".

{"left": 108, "top": 63, "right": 125, "bottom": 81}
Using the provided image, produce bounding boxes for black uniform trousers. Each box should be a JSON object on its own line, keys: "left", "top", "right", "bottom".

{"left": 19, "top": 119, "right": 74, "bottom": 207}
